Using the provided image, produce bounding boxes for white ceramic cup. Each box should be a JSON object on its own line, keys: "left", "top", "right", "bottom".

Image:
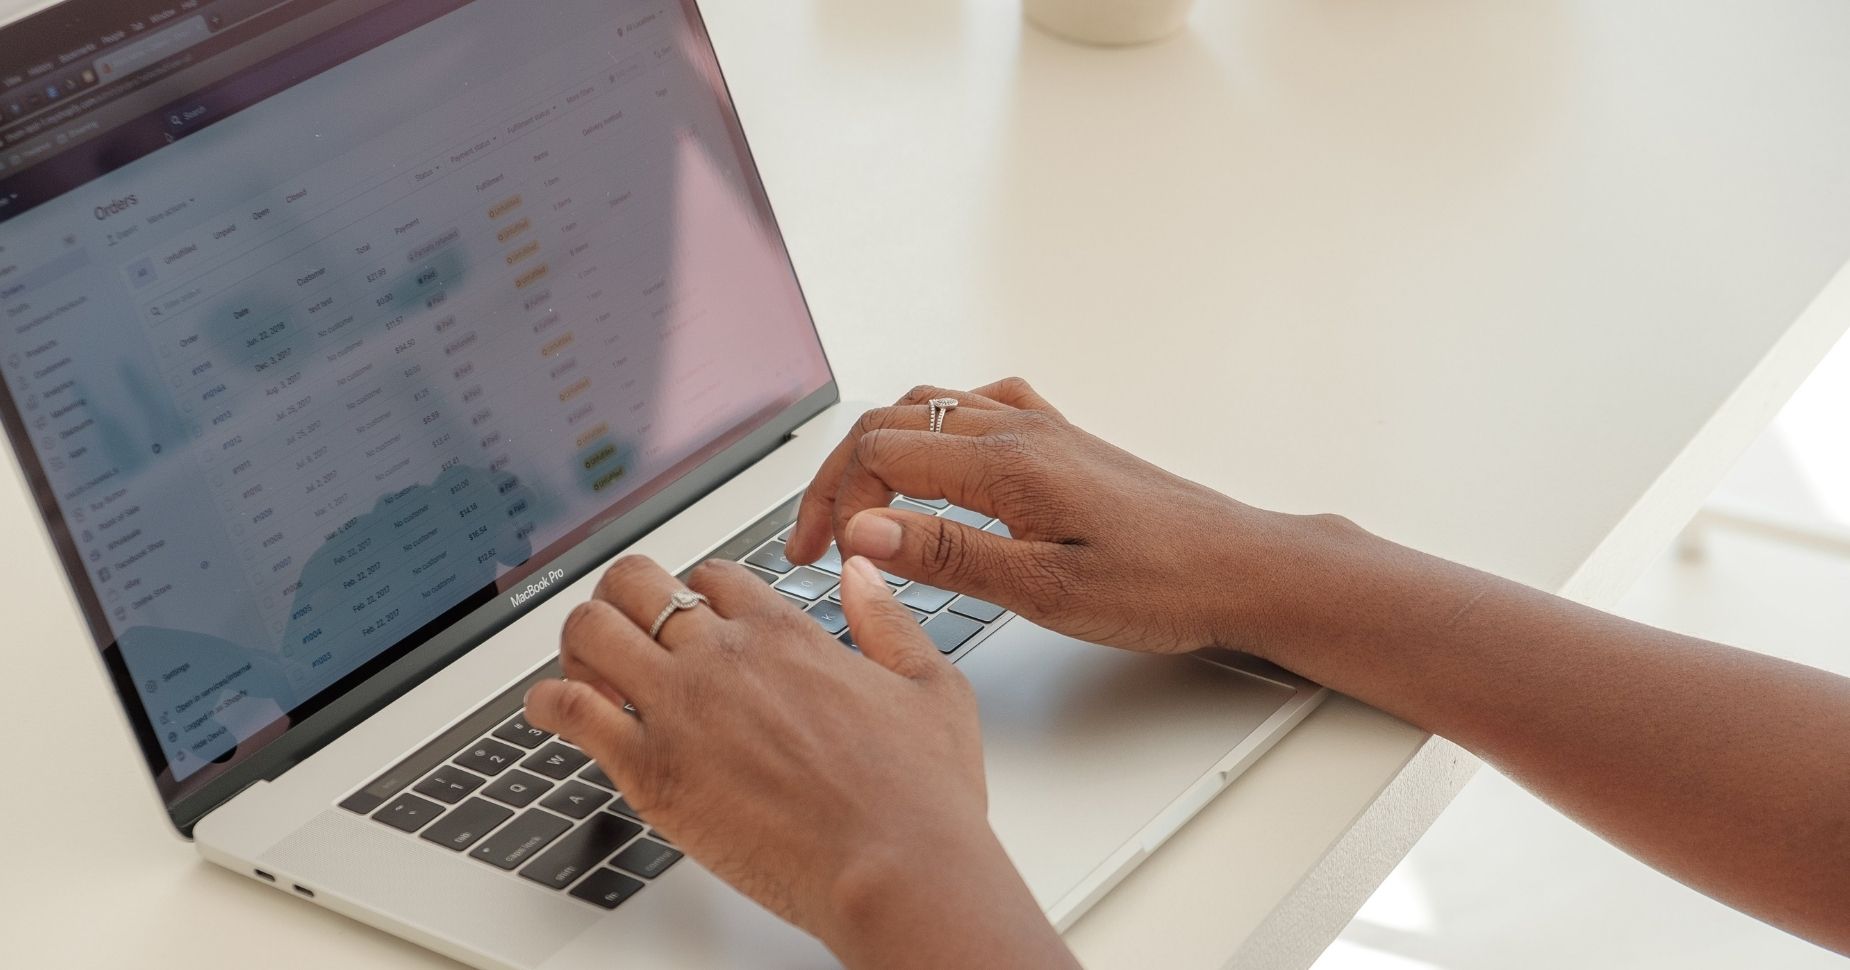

{"left": 1023, "top": 0, "right": 1197, "bottom": 46}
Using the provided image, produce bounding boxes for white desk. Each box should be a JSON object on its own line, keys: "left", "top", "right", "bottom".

{"left": 5, "top": 1, "right": 1850, "bottom": 967}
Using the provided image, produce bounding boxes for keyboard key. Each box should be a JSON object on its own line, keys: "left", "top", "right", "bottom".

{"left": 492, "top": 713, "right": 552, "bottom": 750}
{"left": 419, "top": 797, "right": 513, "bottom": 852}
{"left": 414, "top": 766, "right": 486, "bottom": 805}
{"left": 943, "top": 506, "right": 994, "bottom": 529}
{"left": 340, "top": 657, "right": 562, "bottom": 816}
{"left": 648, "top": 829, "right": 675, "bottom": 846}
{"left": 482, "top": 769, "right": 553, "bottom": 807}
{"left": 541, "top": 780, "right": 614, "bottom": 819}
{"left": 923, "top": 613, "right": 985, "bottom": 654}
{"left": 471, "top": 809, "right": 572, "bottom": 870}
{"left": 520, "top": 812, "right": 644, "bottom": 890}
{"left": 948, "top": 596, "right": 1006, "bottom": 623}
{"left": 744, "top": 540, "right": 796, "bottom": 574}
{"left": 522, "top": 742, "right": 590, "bottom": 780}
{"left": 839, "top": 610, "right": 926, "bottom": 651}
{"left": 902, "top": 496, "right": 950, "bottom": 509}
{"left": 374, "top": 793, "right": 445, "bottom": 833}
{"left": 812, "top": 545, "right": 844, "bottom": 576}
{"left": 578, "top": 763, "right": 616, "bottom": 790}
{"left": 805, "top": 599, "right": 848, "bottom": 634}
{"left": 612, "top": 838, "right": 684, "bottom": 879}
{"left": 778, "top": 592, "right": 811, "bottom": 610}
{"left": 773, "top": 567, "right": 838, "bottom": 602}
{"left": 891, "top": 498, "right": 938, "bottom": 516}
{"left": 569, "top": 868, "right": 646, "bottom": 909}
{"left": 609, "top": 794, "right": 645, "bottom": 821}
{"left": 454, "top": 738, "right": 524, "bottom": 776}
{"left": 742, "top": 564, "right": 779, "bottom": 585}
{"left": 896, "top": 583, "right": 956, "bottom": 613}
{"left": 983, "top": 519, "right": 1012, "bottom": 539}
{"left": 834, "top": 567, "right": 907, "bottom": 590}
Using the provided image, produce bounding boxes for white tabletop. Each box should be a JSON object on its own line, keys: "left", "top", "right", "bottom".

{"left": 6, "top": 1, "right": 1850, "bottom": 967}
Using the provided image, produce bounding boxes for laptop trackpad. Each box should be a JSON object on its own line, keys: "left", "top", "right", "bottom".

{"left": 961, "top": 620, "right": 1298, "bottom": 910}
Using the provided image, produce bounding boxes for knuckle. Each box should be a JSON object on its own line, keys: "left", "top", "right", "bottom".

{"left": 924, "top": 519, "right": 973, "bottom": 573}
{"left": 550, "top": 681, "right": 598, "bottom": 730}
{"left": 1015, "top": 407, "right": 1061, "bottom": 434}
{"left": 598, "top": 555, "right": 651, "bottom": 597}
{"left": 985, "top": 429, "right": 1037, "bottom": 462}
{"left": 889, "top": 647, "right": 940, "bottom": 681}
{"left": 1009, "top": 545, "right": 1074, "bottom": 613}
{"left": 686, "top": 559, "right": 730, "bottom": 586}
{"left": 562, "top": 600, "right": 602, "bottom": 643}
{"left": 855, "top": 428, "right": 903, "bottom": 467}
{"left": 851, "top": 406, "right": 899, "bottom": 439}
{"left": 901, "top": 384, "right": 941, "bottom": 406}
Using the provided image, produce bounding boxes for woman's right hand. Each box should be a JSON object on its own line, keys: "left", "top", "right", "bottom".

{"left": 784, "top": 378, "right": 1356, "bottom": 658}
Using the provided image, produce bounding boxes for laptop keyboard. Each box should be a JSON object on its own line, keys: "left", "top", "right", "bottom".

{"left": 338, "top": 495, "right": 1013, "bottom": 909}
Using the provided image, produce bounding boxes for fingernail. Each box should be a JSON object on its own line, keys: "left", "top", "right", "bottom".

{"left": 846, "top": 555, "right": 886, "bottom": 590}
{"left": 847, "top": 512, "right": 903, "bottom": 559}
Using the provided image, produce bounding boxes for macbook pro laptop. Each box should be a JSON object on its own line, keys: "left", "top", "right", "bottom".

{"left": 0, "top": 0, "right": 1326, "bottom": 965}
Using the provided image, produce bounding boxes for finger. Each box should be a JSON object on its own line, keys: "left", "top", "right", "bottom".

{"left": 524, "top": 678, "right": 643, "bottom": 765}
{"left": 971, "top": 376, "right": 1062, "bottom": 417}
{"left": 828, "top": 429, "right": 1015, "bottom": 548}
{"left": 595, "top": 556, "right": 720, "bottom": 650}
{"left": 560, "top": 599, "right": 668, "bottom": 708}
{"left": 845, "top": 507, "right": 1051, "bottom": 604}
{"left": 787, "top": 389, "right": 1007, "bottom": 563}
{"left": 684, "top": 559, "right": 786, "bottom": 619}
{"left": 557, "top": 660, "right": 629, "bottom": 711}
{"left": 839, "top": 555, "right": 947, "bottom": 683}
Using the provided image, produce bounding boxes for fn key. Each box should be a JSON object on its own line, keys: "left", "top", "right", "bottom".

{"left": 570, "top": 868, "right": 646, "bottom": 910}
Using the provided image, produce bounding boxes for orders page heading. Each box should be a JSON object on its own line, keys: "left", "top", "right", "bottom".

{"left": 0, "top": 0, "right": 830, "bottom": 799}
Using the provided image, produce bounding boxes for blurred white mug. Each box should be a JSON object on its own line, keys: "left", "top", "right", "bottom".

{"left": 1023, "top": 0, "right": 1196, "bottom": 46}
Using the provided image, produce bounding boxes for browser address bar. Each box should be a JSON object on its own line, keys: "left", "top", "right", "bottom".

{"left": 94, "top": 16, "right": 215, "bottom": 82}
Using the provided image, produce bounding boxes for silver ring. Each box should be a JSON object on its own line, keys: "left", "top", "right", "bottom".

{"left": 928, "top": 397, "right": 958, "bottom": 433}
{"left": 647, "top": 589, "right": 710, "bottom": 639}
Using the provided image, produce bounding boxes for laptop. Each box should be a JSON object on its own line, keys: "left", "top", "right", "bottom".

{"left": 0, "top": 0, "right": 1326, "bottom": 965}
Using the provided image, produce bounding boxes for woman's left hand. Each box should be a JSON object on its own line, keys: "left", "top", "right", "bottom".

{"left": 524, "top": 554, "right": 1077, "bottom": 969}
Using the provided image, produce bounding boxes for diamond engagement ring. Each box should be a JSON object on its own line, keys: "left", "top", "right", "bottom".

{"left": 928, "top": 397, "right": 958, "bottom": 433}
{"left": 647, "top": 589, "right": 710, "bottom": 639}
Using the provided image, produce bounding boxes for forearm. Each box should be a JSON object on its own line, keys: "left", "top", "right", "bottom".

{"left": 1246, "top": 514, "right": 1850, "bottom": 953}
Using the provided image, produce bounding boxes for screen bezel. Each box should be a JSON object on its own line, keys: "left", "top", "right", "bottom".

{"left": 0, "top": 0, "right": 839, "bottom": 834}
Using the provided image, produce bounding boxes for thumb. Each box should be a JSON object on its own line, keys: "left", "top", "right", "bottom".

{"left": 839, "top": 555, "right": 946, "bottom": 682}
{"left": 843, "top": 508, "right": 1023, "bottom": 603}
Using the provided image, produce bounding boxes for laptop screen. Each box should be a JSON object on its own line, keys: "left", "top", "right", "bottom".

{"left": 0, "top": 0, "right": 833, "bottom": 812}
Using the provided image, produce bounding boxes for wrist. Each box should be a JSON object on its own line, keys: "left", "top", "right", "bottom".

{"left": 1221, "top": 507, "right": 1498, "bottom": 686}
{"left": 1209, "top": 507, "right": 1394, "bottom": 665}
{"left": 821, "top": 828, "right": 1074, "bottom": 970}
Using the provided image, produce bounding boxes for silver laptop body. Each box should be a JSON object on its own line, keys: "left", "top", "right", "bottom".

{"left": 0, "top": 1, "right": 1324, "bottom": 966}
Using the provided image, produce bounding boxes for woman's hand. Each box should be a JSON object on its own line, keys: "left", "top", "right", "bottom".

{"left": 523, "top": 554, "right": 1078, "bottom": 970}
{"left": 784, "top": 378, "right": 1346, "bottom": 657}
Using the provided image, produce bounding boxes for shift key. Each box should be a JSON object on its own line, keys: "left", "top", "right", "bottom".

{"left": 520, "top": 812, "right": 644, "bottom": 889}
{"left": 471, "top": 809, "right": 571, "bottom": 870}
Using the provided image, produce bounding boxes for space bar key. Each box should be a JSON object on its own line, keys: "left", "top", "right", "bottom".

{"left": 520, "top": 812, "right": 645, "bottom": 890}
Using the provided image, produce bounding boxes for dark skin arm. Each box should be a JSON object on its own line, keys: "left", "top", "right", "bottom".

{"left": 783, "top": 378, "right": 1850, "bottom": 956}
{"left": 536, "top": 376, "right": 1848, "bottom": 966}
